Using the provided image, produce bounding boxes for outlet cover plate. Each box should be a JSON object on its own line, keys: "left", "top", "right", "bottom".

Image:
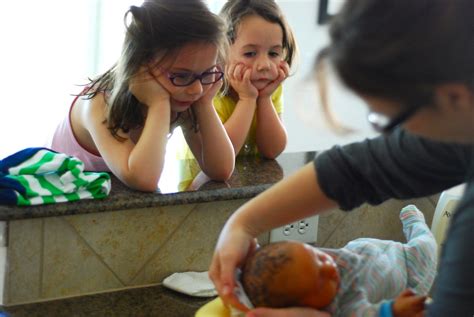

{"left": 269, "top": 215, "right": 319, "bottom": 243}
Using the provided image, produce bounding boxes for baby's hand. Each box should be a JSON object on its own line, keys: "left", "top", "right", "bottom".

{"left": 227, "top": 63, "right": 259, "bottom": 101}
{"left": 129, "top": 66, "right": 170, "bottom": 108}
{"left": 392, "top": 289, "right": 426, "bottom": 317}
{"left": 258, "top": 61, "right": 289, "bottom": 99}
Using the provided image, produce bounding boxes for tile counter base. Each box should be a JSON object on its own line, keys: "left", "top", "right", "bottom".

{"left": 4, "top": 200, "right": 246, "bottom": 305}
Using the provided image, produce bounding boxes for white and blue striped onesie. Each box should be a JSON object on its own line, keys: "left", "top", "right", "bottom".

{"left": 323, "top": 205, "right": 437, "bottom": 317}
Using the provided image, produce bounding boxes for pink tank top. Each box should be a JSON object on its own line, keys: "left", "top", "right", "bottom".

{"left": 48, "top": 94, "right": 110, "bottom": 172}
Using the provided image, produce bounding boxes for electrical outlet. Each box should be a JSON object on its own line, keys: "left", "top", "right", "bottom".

{"left": 269, "top": 215, "right": 319, "bottom": 243}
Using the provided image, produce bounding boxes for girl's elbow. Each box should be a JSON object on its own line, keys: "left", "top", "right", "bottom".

{"left": 206, "top": 164, "right": 234, "bottom": 181}
{"left": 261, "top": 145, "right": 285, "bottom": 159}
{"left": 123, "top": 173, "right": 161, "bottom": 192}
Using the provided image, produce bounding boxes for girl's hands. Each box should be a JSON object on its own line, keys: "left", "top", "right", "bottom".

{"left": 227, "top": 63, "right": 259, "bottom": 101}
{"left": 194, "top": 76, "right": 223, "bottom": 107}
{"left": 209, "top": 220, "right": 258, "bottom": 312}
{"left": 129, "top": 66, "right": 170, "bottom": 108}
{"left": 258, "top": 61, "right": 289, "bottom": 99}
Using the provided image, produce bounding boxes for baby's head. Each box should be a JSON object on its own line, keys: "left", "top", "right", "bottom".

{"left": 241, "top": 240, "right": 340, "bottom": 309}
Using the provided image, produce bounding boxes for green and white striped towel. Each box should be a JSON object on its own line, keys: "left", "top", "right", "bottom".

{"left": 0, "top": 148, "right": 111, "bottom": 206}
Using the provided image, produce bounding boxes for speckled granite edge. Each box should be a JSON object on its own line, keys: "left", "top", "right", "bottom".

{"left": 0, "top": 184, "right": 271, "bottom": 221}
{"left": 0, "top": 284, "right": 213, "bottom": 317}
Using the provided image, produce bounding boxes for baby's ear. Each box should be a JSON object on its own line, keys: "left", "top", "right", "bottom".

{"left": 320, "top": 264, "right": 338, "bottom": 280}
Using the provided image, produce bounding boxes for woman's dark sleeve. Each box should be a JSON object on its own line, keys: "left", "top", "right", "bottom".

{"left": 314, "top": 128, "right": 472, "bottom": 210}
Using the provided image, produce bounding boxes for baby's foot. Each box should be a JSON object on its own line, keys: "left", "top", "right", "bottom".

{"left": 400, "top": 205, "right": 426, "bottom": 226}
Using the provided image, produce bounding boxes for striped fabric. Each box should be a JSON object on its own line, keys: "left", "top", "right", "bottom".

{"left": 0, "top": 148, "right": 111, "bottom": 206}
{"left": 324, "top": 205, "right": 437, "bottom": 316}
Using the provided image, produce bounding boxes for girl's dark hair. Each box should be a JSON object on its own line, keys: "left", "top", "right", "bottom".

{"left": 83, "top": 0, "right": 228, "bottom": 139}
{"left": 317, "top": 0, "right": 474, "bottom": 109}
{"left": 220, "top": 0, "right": 298, "bottom": 68}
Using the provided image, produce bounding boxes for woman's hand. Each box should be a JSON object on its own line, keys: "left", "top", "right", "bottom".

{"left": 227, "top": 63, "right": 259, "bottom": 101}
{"left": 129, "top": 66, "right": 170, "bottom": 108}
{"left": 258, "top": 61, "right": 289, "bottom": 99}
{"left": 246, "top": 307, "right": 331, "bottom": 317}
{"left": 209, "top": 218, "right": 259, "bottom": 312}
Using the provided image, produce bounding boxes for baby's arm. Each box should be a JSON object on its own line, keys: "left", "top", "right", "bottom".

{"left": 221, "top": 63, "right": 259, "bottom": 155}
{"left": 255, "top": 62, "right": 289, "bottom": 158}
{"left": 184, "top": 80, "right": 235, "bottom": 181}
{"left": 84, "top": 68, "right": 171, "bottom": 191}
{"left": 339, "top": 284, "right": 425, "bottom": 317}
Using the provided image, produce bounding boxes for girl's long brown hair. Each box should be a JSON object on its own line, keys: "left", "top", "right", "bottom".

{"left": 82, "top": 0, "right": 228, "bottom": 140}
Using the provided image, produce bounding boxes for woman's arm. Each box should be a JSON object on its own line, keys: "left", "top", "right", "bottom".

{"left": 209, "top": 163, "right": 337, "bottom": 309}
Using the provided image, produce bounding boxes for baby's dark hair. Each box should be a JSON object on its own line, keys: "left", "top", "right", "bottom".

{"left": 83, "top": 0, "right": 228, "bottom": 140}
{"left": 241, "top": 241, "right": 294, "bottom": 308}
{"left": 316, "top": 0, "right": 474, "bottom": 110}
{"left": 219, "top": 0, "right": 298, "bottom": 68}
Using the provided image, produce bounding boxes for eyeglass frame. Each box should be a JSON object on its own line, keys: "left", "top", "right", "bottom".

{"left": 157, "top": 65, "right": 224, "bottom": 87}
{"left": 367, "top": 104, "right": 423, "bottom": 134}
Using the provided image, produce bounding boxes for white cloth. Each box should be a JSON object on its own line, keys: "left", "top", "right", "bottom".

{"left": 162, "top": 271, "right": 217, "bottom": 297}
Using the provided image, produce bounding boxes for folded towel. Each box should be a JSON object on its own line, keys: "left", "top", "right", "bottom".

{"left": 0, "top": 148, "right": 111, "bottom": 206}
{"left": 163, "top": 271, "right": 218, "bottom": 297}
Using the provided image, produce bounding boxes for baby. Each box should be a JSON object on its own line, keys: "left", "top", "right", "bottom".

{"left": 239, "top": 205, "right": 437, "bottom": 316}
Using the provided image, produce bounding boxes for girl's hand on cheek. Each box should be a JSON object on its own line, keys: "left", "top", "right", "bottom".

{"left": 129, "top": 66, "right": 171, "bottom": 108}
{"left": 195, "top": 77, "right": 223, "bottom": 107}
{"left": 258, "top": 61, "right": 289, "bottom": 99}
{"left": 227, "top": 63, "right": 259, "bottom": 101}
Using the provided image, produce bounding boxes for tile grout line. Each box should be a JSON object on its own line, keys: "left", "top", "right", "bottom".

{"left": 60, "top": 217, "right": 127, "bottom": 287}
{"left": 39, "top": 219, "right": 44, "bottom": 298}
{"left": 129, "top": 205, "right": 198, "bottom": 285}
{"left": 319, "top": 211, "right": 350, "bottom": 247}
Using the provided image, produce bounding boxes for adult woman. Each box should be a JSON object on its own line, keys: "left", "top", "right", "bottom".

{"left": 210, "top": 0, "right": 474, "bottom": 316}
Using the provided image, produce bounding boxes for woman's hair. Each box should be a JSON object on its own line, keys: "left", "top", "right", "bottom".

{"left": 316, "top": 0, "right": 474, "bottom": 110}
{"left": 83, "top": 0, "right": 228, "bottom": 139}
{"left": 219, "top": 0, "right": 298, "bottom": 68}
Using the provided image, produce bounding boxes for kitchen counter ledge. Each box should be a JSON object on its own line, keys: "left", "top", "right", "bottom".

{"left": 0, "top": 152, "right": 317, "bottom": 220}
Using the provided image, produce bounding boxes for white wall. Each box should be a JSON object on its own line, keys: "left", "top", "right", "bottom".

{"left": 278, "top": 0, "right": 377, "bottom": 152}
{"left": 0, "top": 0, "right": 377, "bottom": 159}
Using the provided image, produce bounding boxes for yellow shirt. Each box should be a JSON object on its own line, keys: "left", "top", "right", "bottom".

{"left": 214, "top": 85, "right": 283, "bottom": 156}
{"left": 177, "top": 85, "right": 283, "bottom": 159}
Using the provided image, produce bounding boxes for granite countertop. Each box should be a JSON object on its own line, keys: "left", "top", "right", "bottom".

{"left": 0, "top": 284, "right": 212, "bottom": 317}
{"left": 0, "top": 152, "right": 317, "bottom": 220}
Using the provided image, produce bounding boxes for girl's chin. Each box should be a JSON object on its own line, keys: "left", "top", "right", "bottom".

{"left": 171, "top": 100, "right": 193, "bottom": 112}
{"left": 252, "top": 80, "right": 271, "bottom": 91}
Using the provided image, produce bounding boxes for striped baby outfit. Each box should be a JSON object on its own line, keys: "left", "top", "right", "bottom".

{"left": 0, "top": 148, "right": 111, "bottom": 206}
{"left": 324, "top": 205, "right": 437, "bottom": 316}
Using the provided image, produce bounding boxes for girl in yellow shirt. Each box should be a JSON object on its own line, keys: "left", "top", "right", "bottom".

{"left": 217, "top": 0, "right": 298, "bottom": 158}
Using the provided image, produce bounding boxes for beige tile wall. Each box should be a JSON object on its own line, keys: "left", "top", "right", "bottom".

{"left": 4, "top": 200, "right": 244, "bottom": 305}
{"left": 3, "top": 195, "right": 439, "bottom": 305}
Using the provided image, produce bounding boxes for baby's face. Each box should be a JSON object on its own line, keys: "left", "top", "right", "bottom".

{"left": 303, "top": 245, "right": 340, "bottom": 308}
{"left": 229, "top": 14, "right": 284, "bottom": 90}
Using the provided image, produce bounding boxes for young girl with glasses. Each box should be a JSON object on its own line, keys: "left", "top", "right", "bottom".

{"left": 216, "top": 0, "right": 298, "bottom": 158}
{"left": 210, "top": 0, "right": 474, "bottom": 316}
{"left": 48, "top": 0, "right": 235, "bottom": 191}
